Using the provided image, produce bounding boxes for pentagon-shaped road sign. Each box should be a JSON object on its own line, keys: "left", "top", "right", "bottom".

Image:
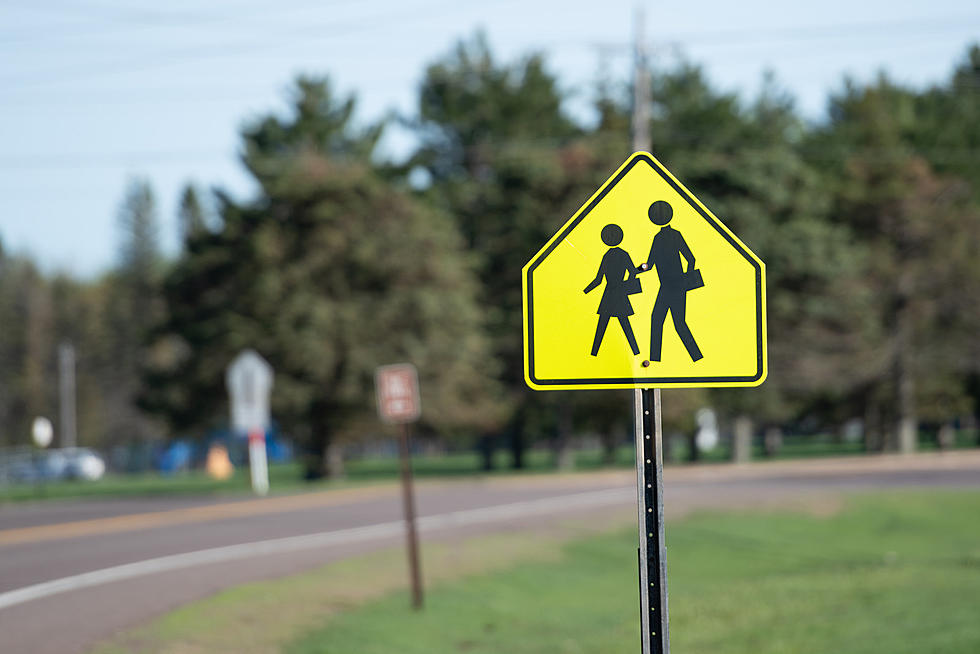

{"left": 522, "top": 151, "right": 767, "bottom": 390}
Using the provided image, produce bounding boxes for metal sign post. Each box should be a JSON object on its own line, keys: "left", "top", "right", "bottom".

{"left": 375, "top": 363, "right": 424, "bottom": 610}
{"left": 635, "top": 388, "right": 669, "bottom": 654}
{"left": 397, "top": 420, "right": 424, "bottom": 610}
{"left": 523, "top": 132, "right": 767, "bottom": 650}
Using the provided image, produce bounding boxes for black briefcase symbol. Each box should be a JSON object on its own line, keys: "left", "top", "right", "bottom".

{"left": 685, "top": 268, "right": 704, "bottom": 291}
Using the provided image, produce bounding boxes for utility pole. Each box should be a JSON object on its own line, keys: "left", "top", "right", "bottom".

{"left": 632, "top": 5, "right": 651, "bottom": 154}
{"left": 632, "top": 6, "right": 670, "bottom": 654}
{"left": 58, "top": 342, "right": 77, "bottom": 449}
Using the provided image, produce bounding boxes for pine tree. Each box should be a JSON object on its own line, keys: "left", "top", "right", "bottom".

{"left": 106, "top": 178, "right": 164, "bottom": 445}
{"left": 413, "top": 34, "right": 617, "bottom": 468}
{"left": 177, "top": 184, "right": 207, "bottom": 249}
{"left": 143, "top": 78, "right": 502, "bottom": 477}
{"left": 815, "top": 74, "right": 980, "bottom": 451}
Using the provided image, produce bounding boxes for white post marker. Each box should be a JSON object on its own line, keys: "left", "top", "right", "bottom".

{"left": 226, "top": 350, "right": 274, "bottom": 496}
{"left": 32, "top": 417, "right": 54, "bottom": 449}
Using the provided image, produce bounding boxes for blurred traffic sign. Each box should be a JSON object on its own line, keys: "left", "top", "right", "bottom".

{"left": 522, "top": 151, "right": 767, "bottom": 390}
{"left": 375, "top": 363, "right": 421, "bottom": 424}
{"left": 226, "top": 349, "right": 273, "bottom": 433}
{"left": 226, "top": 349, "right": 273, "bottom": 495}
{"left": 374, "top": 362, "right": 425, "bottom": 610}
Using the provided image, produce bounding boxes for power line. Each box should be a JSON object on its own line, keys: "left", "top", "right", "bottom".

{"left": 3, "top": 135, "right": 979, "bottom": 171}
{"left": 10, "top": 5, "right": 975, "bottom": 91}
{"left": 0, "top": 0, "right": 361, "bottom": 47}
{"left": 0, "top": 149, "right": 233, "bottom": 170}
{"left": 1, "top": 0, "right": 490, "bottom": 90}
{"left": 550, "top": 13, "right": 980, "bottom": 55}
{"left": 4, "top": 13, "right": 974, "bottom": 109}
{"left": 670, "top": 12, "right": 980, "bottom": 47}
{"left": 0, "top": 86, "right": 282, "bottom": 111}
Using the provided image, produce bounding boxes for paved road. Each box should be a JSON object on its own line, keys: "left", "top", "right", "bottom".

{"left": 0, "top": 452, "right": 978, "bottom": 654}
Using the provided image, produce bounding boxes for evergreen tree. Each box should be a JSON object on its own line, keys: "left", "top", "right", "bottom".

{"left": 912, "top": 45, "right": 980, "bottom": 196}
{"left": 0, "top": 255, "right": 51, "bottom": 446}
{"left": 813, "top": 73, "right": 980, "bottom": 450}
{"left": 613, "top": 63, "right": 867, "bottom": 449}
{"left": 106, "top": 178, "right": 165, "bottom": 446}
{"left": 117, "top": 179, "right": 161, "bottom": 281}
{"left": 143, "top": 78, "right": 502, "bottom": 477}
{"left": 413, "top": 34, "right": 625, "bottom": 468}
{"left": 177, "top": 184, "right": 208, "bottom": 248}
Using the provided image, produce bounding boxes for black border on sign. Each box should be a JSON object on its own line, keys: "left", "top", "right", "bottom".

{"left": 526, "top": 153, "right": 765, "bottom": 386}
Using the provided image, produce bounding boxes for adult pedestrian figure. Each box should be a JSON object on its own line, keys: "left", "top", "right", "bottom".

{"left": 584, "top": 224, "right": 641, "bottom": 357}
{"left": 639, "top": 200, "right": 703, "bottom": 362}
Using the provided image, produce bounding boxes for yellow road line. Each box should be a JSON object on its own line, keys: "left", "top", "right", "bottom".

{"left": 2, "top": 451, "right": 977, "bottom": 547}
{"left": 0, "top": 484, "right": 401, "bottom": 547}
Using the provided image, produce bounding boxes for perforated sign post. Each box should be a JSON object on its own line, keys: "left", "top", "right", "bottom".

{"left": 522, "top": 151, "right": 767, "bottom": 654}
{"left": 375, "top": 363, "right": 424, "bottom": 610}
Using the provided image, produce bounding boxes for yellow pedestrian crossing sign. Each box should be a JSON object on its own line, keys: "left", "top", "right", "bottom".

{"left": 522, "top": 151, "right": 767, "bottom": 390}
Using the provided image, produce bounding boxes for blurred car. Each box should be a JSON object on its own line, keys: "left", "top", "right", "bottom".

{"left": 64, "top": 448, "right": 106, "bottom": 481}
{"left": 38, "top": 449, "right": 70, "bottom": 479}
{"left": 30, "top": 448, "right": 106, "bottom": 482}
{"left": 0, "top": 447, "right": 105, "bottom": 483}
{"left": 6, "top": 458, "right": 42, "bottom": 483}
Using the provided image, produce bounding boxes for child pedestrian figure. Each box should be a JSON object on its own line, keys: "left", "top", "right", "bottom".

{"left": 584, "top": 224, "right": 641, "bottom": 356}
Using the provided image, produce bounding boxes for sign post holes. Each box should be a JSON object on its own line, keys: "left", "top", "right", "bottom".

{"left": 226, "top": 350, "right": 274, "bottom": 496}
{"left": 522, "top": 152, "right": 767, "bottom": 652}
{"left": 375, "top": 363, "right": 424, "bottom": 610}
{"left": 636, "top": 388, "right": 669, "bottom": 653}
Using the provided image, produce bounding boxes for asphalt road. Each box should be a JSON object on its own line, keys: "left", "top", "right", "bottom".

{"left": 1, "top": 451, "right": 978, "bottom": 654}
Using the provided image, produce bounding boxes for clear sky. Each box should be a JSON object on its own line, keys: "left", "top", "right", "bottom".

{"left": 1, "top": 0, "right": 977, "bottom": 277}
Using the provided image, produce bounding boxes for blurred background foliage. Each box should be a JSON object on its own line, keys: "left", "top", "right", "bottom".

{"left": 1, "top": 36, "right": 978, "bottom": 478}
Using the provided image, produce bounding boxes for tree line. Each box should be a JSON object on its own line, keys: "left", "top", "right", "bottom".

{"left": 2, "top": 35, "right": 978, "bottom": 476}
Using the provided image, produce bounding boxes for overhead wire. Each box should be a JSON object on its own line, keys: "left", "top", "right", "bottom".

{"left": 0, "top": 0, "right": 509, "bottom": 88}
{"left": 0, "top": 7, "right": 975, "bottom": 169}
{"left": 4, "top": 9, "right": 976, "bottom": 106}
{"left": 3, "top": 131, "right": 978, "bottom": 171}
{"left": 0, "top": 0, "right": 363, "bottom": 47}
{"left": 0, "top": 149, "right": 233, "bottom": 170}
{"left": 547, "top": 13, "right": 980, "bottom": 54}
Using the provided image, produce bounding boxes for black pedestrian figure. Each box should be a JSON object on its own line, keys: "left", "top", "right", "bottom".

{"left": 585, "top": 224, "right": 641, "bottom": 357}
{"left": 639, "top": 200, "right": 703, "bottom": 362}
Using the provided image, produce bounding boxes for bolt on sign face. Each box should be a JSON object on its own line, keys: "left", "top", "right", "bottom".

{"left": 522, "top": 151, "right": 767, "bottom": 390}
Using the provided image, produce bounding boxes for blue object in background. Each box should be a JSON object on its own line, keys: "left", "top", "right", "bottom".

{"left": 265, "top": 432, "right": 293, "bottom": 463}
{"left": 157, "top": 440, "right": 193, "bottom": 474}
{"left": 203, "top": 422, "right": 293, "bottom": 467}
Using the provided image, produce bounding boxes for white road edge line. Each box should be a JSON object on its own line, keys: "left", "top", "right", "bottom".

{"left": 0, "top": 486, "right": 633, "bottom": 611}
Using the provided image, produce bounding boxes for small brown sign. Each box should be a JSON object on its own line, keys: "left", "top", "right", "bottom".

{"left": 375, "top": 363, "right": 421, "bottom": 424}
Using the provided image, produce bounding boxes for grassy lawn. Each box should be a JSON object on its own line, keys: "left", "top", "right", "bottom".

{"left": 92, "top": 490, "right": 980, "bottom": 654}
{"left": 287, "top": 491, "right": 980, "bottom": 654}
{"left": 5, "top": 428, "right": 977, "bottom": 503}
{"left": 91, "top": 510, "right": 634, "bottom": 654}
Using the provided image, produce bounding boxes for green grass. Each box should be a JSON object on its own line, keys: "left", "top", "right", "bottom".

{"left": 91, "top": 514, "right": 631, "bottom": 654}
{"left": 6, "top": 429, "right": 978, "bottom": 503}
{"left": 0, "top": 448, "right": 633, "bottom": 504}
{"left": 287, "top": 491, "right": 980, "bottom": 654}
